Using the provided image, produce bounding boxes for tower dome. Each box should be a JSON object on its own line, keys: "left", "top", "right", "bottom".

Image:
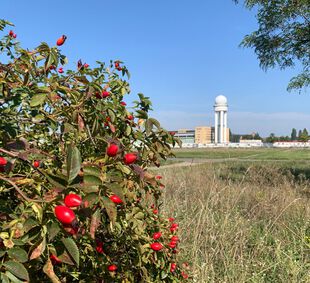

{"left": 215, "top": 95, "right": 227, "bottom": 105}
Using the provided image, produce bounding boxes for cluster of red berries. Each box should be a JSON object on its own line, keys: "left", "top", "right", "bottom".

{"left": 114, "top": 61, "right": 122, "bottom": 71}
{"left": 106, "top": 143, "right": 137, "bottom": 165}
{"left": 8, "top": 30, "right": 17, "bottom": 38}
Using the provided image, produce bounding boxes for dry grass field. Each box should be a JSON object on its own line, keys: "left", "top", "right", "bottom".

{"left": 158, "top": 160, "right": 310, "bottom": 282}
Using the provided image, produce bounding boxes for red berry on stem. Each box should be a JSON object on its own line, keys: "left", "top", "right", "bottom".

{"left": 33, "top": 160, "right": 40, "bottom": 168}
{"left": 109, "top": 194, "right": 123, "bottom": 204}
{"left": 58, "top": 67, "right": 64, "bottom": 73}
{"left": 96, "top": 242, "right": 104, "bottom": 254}
{"left": 120, "top": 101, "right": 126, "bottom": 106}
{"left": 9, "top": 30, "right": 14, "bottom": 37}
{"left": 56, "top": 35, "right": 67, "bottom": 46}
{"left": 150, "top": 242, "right": 163, "bottom": 251}
{"left": 181, "top": 271, "right": 189, "bottom": 279}
{"left": 155, "top": 175, "right": 162, "bottom": 180}
{"left": 108, "top": 264, "right": 118, "bottom": 272}
{"left": 102, "top": 91, "right": 110, "bottom": 98}
{"left": 64, "top": 194, "right": 82, "bottom": 207}
{"left": 0, "top": 157, "right": 7, "bottom": 166}
{"left": 54, "top": 205, "right": 76, "bottom": 224}
{"left": 153, "top": 209, "right": 158, "bottom": 215}
{"left": 170, "top": 223, "right": 179, "bottom": 232}
{"left": 123, "top": 153, "right": 137, "bottom": 165}
{"left": 152, "top": 232, "right": 162, "bottom": 240}
{"left": 107, "top": 144, "right": 119, "bottom": 157}
{"left": 171, "top": 236, "right": 179, "bottom": 242}
{"left": 50, "top": 254, "right": 62, "bottom": 265}
{"left": 84, "top": 63, "right": 89, "bottom": 68}
{"left": 168, "top": 217, "right": 175, "bottom": 222}
{"left": 170, "top": 263, "right": 177, "bottom": 272}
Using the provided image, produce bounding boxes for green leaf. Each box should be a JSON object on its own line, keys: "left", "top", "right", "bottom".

{"left": 4, "top": 271, "right": 24, "bottom": 283}
{"left": 83, "top": 175, "right": 102, "bottom": 186}
{"left": 149, "top": 118, "right": 161, "bottom": 129}
{"left": 116, "top": 163, "right": 131, "bottom": 175}
{"left": 83, "top": 165, "right": 101, "bottom": 178}
{"left": 41, "top": 171, "right": 67, "bottom": 189}
{"left": 7, "top": 247, "right": 28, "bottom": 263}
{"left": 47, "top": 222, "right": 61, "bottom": 241}
{"left": 30, "top": 93, "right": 46, "bottom": 107}
{"left": 107, "top": 108, "right": 116, "bottom": 123}
{"left": 45, "top": 54, "right": 53, "bottom": 71}
{"left": 102, "top": 196, "right": 117, "bottom": 225}
{"left": 3, "top": 261, "right": 29, "bottom": 281}
{"left": 62, "top": 238, "right": 79, "bottom": 267}
{"left": 67, "top": 144, "right": 81, "bottom": 184}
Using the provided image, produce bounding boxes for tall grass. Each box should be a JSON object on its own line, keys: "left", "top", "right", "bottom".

{"left": 160, "top": 162, "right": 310, "bottom": 282}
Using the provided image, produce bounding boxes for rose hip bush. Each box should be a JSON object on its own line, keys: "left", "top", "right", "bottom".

{"left": 0, "top": 20, "right": 189, "bottom": 282}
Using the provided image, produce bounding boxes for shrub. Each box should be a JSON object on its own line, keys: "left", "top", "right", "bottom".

{"left": 0, "top": 19, "right": 188, "bottom": 282}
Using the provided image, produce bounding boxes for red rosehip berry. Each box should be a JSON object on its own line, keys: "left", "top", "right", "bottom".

{"left": 155, "top": 175, "right": 162, "bottom": 180}
{"left": 153, "top": 209, "right": 158, "bottom": 215}
{"left": 170, "top": 263, "right": 177, "bottom": 272}
{"left": 116, "top": 66, "right": 122, "bottom": 71}
{"left": 127, "top": 114, "right": 134, "bottom": 120}
{"left": 109, "top": 194, "right": 123, "bottom": 204}
{"left": 9, "top": 30, "right": 14, "bottom": 37}
{"left": 150, "top": 242, "right": 163, "bottom": 251}
{"left": 83, "top": 63, "right": 89, "bottom": 68}
{"left": 168, "top": 217, "right": 175, "bottom": 222}
{"left": 33, "top": 160, "right": 40, "bottom": 168}
{"left": 120, "top": 101, "right": 126, "bottom": 106}
{"left": 181, "top": 271, "right": 189, "bottom": 279}
{"left": 169, "top": 241, "right": 177, "bottom": 249}
{"left": 102, "top": 91, "right": 110, "bottom": 98}
{"left": 56, "top": 35, "right": 67, "bottom": 46}
{"left": 54, "top": 205, "right": 76, "bottom": 225}
{"left": 12, "top": 33, "right": 17, "bottom": 38}
{"left": 50, "top": 254, "right": 62, "bottom": 265}
{"left": 170, "top": 223, "right": 179, "bottom": 232}
{"left": 152, "top": 232, "right": 162, "bottom": 240}
{"left": 123, "top": 153, "right": 137, "bottom": 165}
{"left": 114, "top": 61, "right": 120, "bottom": 68}
{"left": 171, "top": 236, "right": 179, "bottom": 242}
{"left": 0, "top": 157, "right": 7, "bottom": 166}
{"left": 49, "top": 65, "right": 56, "bottom": 70}
{"left": 107, "top": 144, "right": 119, "bottom": 157}
{"left": 64, "top": 194, "right": 82, "bottom": 207}
{"left": 108, "top": 264, "right": 117, "bottom": 272}
{"left": 58, "top": 67, "right": 64, "bottom": 73}
{"left": 96, "top": 242, "right": 104, "bottom": 254}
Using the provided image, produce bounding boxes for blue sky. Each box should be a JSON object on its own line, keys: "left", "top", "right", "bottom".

{"left": 1, "top": 0, "right": 309, "bottom": 137}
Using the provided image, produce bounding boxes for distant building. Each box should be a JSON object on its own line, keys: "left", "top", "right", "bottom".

{"left": 239, "top": 139, "right": 263, "bottom": 147}
{"left": 214, "top": 95, "right": 228, "bottom": 144}
{"left": 195, "top": 126, "right": 213, "bottom": 144}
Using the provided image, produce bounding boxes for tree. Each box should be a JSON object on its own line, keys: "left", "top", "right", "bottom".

{"left": 298, "top": 129, "right": 302, "bottom": 139}
{"left": 291, "top": 128, "right": 297, "bottom": 140}
{"left": 0, "top": 20, "right": 189, "bottom": 282}
{"left": 265, "top": 133, "right": 278, "bottom": 143}
{"left": 299, "top": 128, "right": 309, "bottom": 141}
{"left": 234, "top": 0, "right": 310, "bottom": 91}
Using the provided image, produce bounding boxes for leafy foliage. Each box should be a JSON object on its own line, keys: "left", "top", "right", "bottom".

{"left": 234, "top": 0, "right": 310, "bottom": 91}
{"left": 0, "top": 19, "right": 187, "bottom": 282}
